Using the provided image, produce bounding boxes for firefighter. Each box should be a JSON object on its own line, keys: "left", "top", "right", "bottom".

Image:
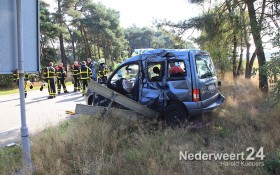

{"left": 55, "top": 62, "right": 69, "bottom": 94}
{"left": 43, "top": 62, "right": 56, "bottom": 99}
{"left": 13, "top": 69, "right": 32, "bottom": 98}
{"left": 97, "top": 58, "right": 109, "bottom": 84}
{"left": 86, "top": 58, "right": 93, "bottom": 69}
{"left": 87, "top": 57, "right": 98, "bottom": 81}
{"left": 71, "top": 61, "right": 80, "bottom": 92}
{"left": 79, "top": 61, "right": 92, "bottom": 96}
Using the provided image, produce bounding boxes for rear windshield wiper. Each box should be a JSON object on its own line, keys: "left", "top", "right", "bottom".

{"left": 203, "top": 59, "right": 213, "bottom": 77}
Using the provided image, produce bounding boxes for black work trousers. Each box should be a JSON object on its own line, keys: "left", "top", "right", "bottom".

{"left": 73, "top": 76, "right": 80, "bottom": 91}
{"left": 47, "top": 78, "right": 56, "bottom": 97}
{"left": 57, "top": 78, "right": 67, "bottom": 93}
{"left": 81, "top": 79, "right": 88, "bottom": 95}
{"left": 98, "top": 76, "right": 107, "bottom": 84}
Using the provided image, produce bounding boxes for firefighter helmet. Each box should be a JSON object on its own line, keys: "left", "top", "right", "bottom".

{"left": 98, "top": 58, "right": 105, "bottom": 64}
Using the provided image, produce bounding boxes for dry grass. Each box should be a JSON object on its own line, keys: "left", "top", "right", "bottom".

{"left": 1, "top": 73, "right": 280, "bottom": 175}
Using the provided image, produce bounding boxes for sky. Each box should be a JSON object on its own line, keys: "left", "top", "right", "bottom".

{"left": 45, "top": 0, "right": 201, "bottom": 28}
{"left": 95, "top": 0, "right": 201, "bottom": 28}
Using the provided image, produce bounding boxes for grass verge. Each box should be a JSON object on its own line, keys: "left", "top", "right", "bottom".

{"left": 0, "top": 146, "right": 22, "bottom": 174}
{"left": 0, "top": 73, "right": 280, "bottom": 174}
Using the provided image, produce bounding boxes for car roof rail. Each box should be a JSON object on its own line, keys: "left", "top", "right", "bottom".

{"left": 143, "top": 48, "right": 177, "bottom": 57}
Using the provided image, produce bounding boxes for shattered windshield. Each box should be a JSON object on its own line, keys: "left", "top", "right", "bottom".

{"left": 111, "top": 64, "right": 139, "bottom": 82}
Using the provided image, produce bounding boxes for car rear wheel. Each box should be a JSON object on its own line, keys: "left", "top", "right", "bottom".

{"left": 88, "top": 94, "right": 94, "bottom": 105}
{"left": 164, "top": 103, "right": 188, "bottom": 127}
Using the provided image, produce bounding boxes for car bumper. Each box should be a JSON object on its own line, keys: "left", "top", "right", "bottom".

{"left": 183, "top": 94, "right": 225, "bottom": 117}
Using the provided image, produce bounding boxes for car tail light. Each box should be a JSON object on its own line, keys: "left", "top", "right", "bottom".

{"left": 192, "top": 89, "right": 200, "bottom": 102}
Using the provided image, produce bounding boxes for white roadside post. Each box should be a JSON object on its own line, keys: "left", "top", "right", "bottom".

{"left": 17, "top": 0, "right": 32, "bottom": 172}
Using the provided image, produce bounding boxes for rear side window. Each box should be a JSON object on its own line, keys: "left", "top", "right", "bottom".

{"left": 168, "top": 60, "right": 186, "bottom": 80}
{"left": 195, "top": 55, "right": 216, "bottom": 79}
{"left": 148, "top": 63, "right": 164, "bottom": 82}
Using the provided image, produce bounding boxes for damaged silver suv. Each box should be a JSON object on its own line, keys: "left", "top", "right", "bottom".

{"left": 86, "top": 49, "right": 225, "bottom": 125}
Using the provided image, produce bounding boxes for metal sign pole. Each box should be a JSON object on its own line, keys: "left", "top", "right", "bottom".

{"left": 17, "top": 0, "right": 32, "bottom": 173}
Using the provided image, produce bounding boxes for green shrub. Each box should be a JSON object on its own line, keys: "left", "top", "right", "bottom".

{"left": 0, "top": 74, "right": 17, "bottom": 90}
{"left": 259, "top": 53, "right": 280, "bottom": 105}
{"left": 264, "top": 149, "right": 280, "bottom": 174}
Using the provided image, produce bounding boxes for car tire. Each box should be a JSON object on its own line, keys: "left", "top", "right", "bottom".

{"left": 164, "top": 103, "right": 188, "bottom": 127}
{"left": 88, "top": 94, "right": 94, "bottom": 105}
{"left": 89, "top": 93, "right": 100, "bottom": 106}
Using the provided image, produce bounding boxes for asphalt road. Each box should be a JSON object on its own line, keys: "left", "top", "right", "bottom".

{"left": 0, "top": 85, "right": 86, "bottom": 147}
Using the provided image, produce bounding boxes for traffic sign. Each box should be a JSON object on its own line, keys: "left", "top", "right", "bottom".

{"left": 0, "top": 0, "right": 39, "bottom": 74}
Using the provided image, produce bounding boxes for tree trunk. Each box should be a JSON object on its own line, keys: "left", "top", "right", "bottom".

{"left": 245, "top": 43, "right": 251, "bottom": 78}
{"left": 237, "top": 6, "right": 244, "bottom": 77}
{"left": 246, "top": 0, "right": 268, "bottom": 91}
{"left": 93, "top": 37, "right": 97, "bottom": 61}
{"left": 40, "top": 44, "right": 45, "bottom": 63}
{"left": 59, "top": 33, "right": 67, "bottom": 68}
{"left": 237, "top": 47, "right": 243, "bottom": 76}
{"left": 82, "top": 26, "right": 92, "bottom": 59}
{"left": 80, "top": 25, "right": 89, "bottom": 59}
{"left": 225, "top": 0, "right": 238, "bottom": 78}
{"left": 248, "top": 50, "right": 257, "bottom": 77}
{"left": 232, "top": 35, "right": 238, "bottom": 78}
{"left": 63, "top": 22, "right": 76, "bottom": 61}
{"left": 97, "top": 46, "right": 101, "bottom": 60}
{"left": 244, "top": 22, "right": 252, "bottom": 79}
{"left": 40, "top": 38, "right": 44, "bottom": 63}
{"left": 57, "top": 0, "right": 68, "bottom": 68}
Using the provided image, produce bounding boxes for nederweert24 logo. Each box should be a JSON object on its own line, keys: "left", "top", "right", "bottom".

{"left": 179, "top": 147, "right": 265, "bottom": 167}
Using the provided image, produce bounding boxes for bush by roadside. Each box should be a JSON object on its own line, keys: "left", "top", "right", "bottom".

{"left": 0, "top": 75, "right": 17, "bottom": 90}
